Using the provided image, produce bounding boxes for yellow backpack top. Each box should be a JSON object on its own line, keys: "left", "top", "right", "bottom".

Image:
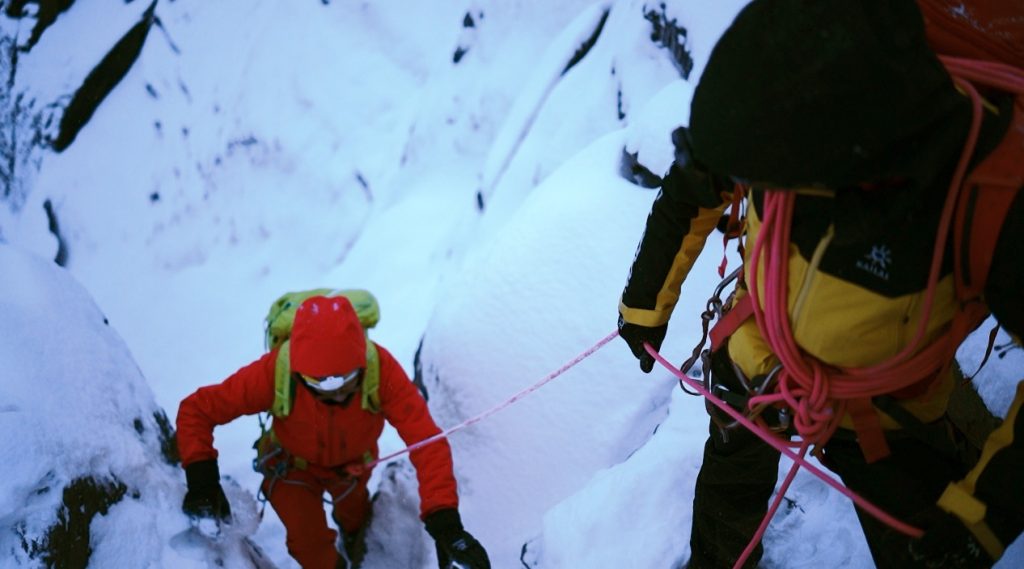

{"left": 264, "top": 288, "right": 381, "bottom": 416}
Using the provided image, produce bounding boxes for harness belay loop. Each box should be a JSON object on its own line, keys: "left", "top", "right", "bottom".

{"left": 251, "top": 420, "right": 362, "bottom": 510}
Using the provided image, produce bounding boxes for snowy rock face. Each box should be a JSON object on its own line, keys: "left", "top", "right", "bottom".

{"left": 413, "top": 0, "right": 750, "bottom": 564}
{"left": 0, "top": 244, "right": 265, "bottom": 568}
{"left": 1, "top": 1, "right": 154, "bottom": 217}
{"left": 5, "top": 0, "right": 1023, "bottom": 568}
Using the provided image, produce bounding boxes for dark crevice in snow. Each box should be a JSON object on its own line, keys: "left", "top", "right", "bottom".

{"left": 452, "top": 10, "right": 483, "bottom": 64}
{"left": 520, "top": 539, "right": 539, "bottom": 568}
{"left": 130, "top": 412, "right": 179, "bottom": 466}
{"left": 616, "top": 83, "right": 625, "bottom": 120}
{"left": 643, "top": 3, "right": 694, "bottom": 79}
{"left": 610, "top": 65, "right": 626, "bottom": 121}
{"left": 0, "top": 89, "right": 51, "bottom": 209}
{"left": 997, "top": 340, "right": 1021, "bottom": 359}
{"left": 22, "top": 476, "right": 128, "bottom": 569}
{"left": 226, "top": 135, "right": 258, "bottom": 153}
{"left": 177, "top": 78, "right": 191, "bottom": 102}
{"left": 4, "top": 0, "right": 76, "bottom": 52}
{"left": 412, "top": 337, "right": 429, "bottom": 400}
{"left": 619, "top": 148, "right": 662, "bottom": 189}
{"left": 152, "top": 16, "right": 181, "bottom": 55}
{"left": 2, "top": 36, "right": 19, "bottom": 199}
{"left": 783, "top": 496, "right": 805, "bottom": 514}
{"left": 51, "top": 0, "right": 157, "bottom": 152}
{"left": 154, "top": 410, "right": 180, "bottom": 465}
{"left": 42, "top": 198, "right": 68, "bottom": 266}
{"left": 560, "top": 7, "right": 610, "bottom": 76}
{"left": 354, "top": 171, "right": 373, "bottom": 202}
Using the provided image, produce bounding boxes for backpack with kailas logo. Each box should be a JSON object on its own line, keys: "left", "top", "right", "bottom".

{"left": 264, "top": 288, "right": 382, "bottom": 416}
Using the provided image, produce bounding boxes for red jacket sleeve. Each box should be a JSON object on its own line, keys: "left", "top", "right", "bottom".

{"left": 377, "top": 345, "right": 459, "bottom": 517}
{"left": 176, "top": 351, "right": 277, "bottom": 467}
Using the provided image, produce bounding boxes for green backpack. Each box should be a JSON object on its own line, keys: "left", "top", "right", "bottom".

{"left": 264, "top": 288, "right": 382, "bottom": 416}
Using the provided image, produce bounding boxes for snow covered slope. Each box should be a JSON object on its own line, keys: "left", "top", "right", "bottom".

{"left": 2, "top": 0, "right": 1023, "bottom": 568}
{"left": 0, "top": 243, "right": 270, "bottom": 568}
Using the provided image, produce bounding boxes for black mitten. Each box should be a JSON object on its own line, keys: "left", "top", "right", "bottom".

{"left": 424, "top": 509, "right": 490, "bottom": 569}
{"left": 618, "top": 314, "right": 668, "bottom": 373}
{"left": 904, "top": 509, "right": 991, "bottom": 568}
{"left": 182, "top": 459, "right": 232, "bottom": 521}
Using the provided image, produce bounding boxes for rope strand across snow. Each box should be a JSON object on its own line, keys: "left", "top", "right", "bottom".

{"left": 347, "top": 327, "right": 926, "bottom": 569}
{"left": 351, "top": 329, "right": 621, "bottom": 474}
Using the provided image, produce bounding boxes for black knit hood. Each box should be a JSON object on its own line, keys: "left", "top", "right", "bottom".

{"left": 689, "top": 0, "right": 971, "bottom": 190}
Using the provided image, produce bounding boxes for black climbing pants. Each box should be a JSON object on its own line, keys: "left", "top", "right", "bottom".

{"left": 687, "top": 350, "right": 987, "bottom": 569}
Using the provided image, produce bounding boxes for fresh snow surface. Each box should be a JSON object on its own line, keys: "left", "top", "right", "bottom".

{"left": 2, "top": 0, "right": 1022, "bottom": 568}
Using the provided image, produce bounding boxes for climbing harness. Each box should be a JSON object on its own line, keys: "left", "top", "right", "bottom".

{"left": 251, "top": 414, "right": 362, "bottom": 516}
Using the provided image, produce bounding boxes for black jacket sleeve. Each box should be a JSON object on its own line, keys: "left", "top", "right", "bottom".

{"left": 619, "top": 155, "right": 732, "bottom": 328}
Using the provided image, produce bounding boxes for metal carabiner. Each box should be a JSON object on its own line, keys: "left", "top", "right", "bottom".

{"left": 678, "top": 266, "right": 745, "bottom": 389}
{"left": 710, "top": 267, "right": 743, "bottom": 318}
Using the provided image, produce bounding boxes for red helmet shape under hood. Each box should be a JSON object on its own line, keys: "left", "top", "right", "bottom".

{"left": 290, "top": 295, "right": 367, "bottom": 378}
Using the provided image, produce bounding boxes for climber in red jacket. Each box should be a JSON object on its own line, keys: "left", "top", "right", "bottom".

{"left": 176, "top": 295, "right": 489, "bottom": 569}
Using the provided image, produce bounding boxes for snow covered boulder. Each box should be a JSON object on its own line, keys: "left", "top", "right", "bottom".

{"left": 0, "top": 244, "right": 266, "bottom": 568}
{"left": 415, "top": 130, "right": 678, "bottom": 566}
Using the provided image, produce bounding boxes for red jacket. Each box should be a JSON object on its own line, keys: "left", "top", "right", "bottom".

{"left": 176, "top": 343, "right": 458, "bottom": 518}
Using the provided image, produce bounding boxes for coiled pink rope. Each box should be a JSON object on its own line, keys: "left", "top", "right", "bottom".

{"left": 710, "top": 56, "right": 1024, "bottom": 569}
{"left": 744, "top": 58, "right": 1024, "bottom": 446}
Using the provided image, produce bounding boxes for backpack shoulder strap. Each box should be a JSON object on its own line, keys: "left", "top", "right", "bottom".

{"left": 270, "top": 338, "right": 383, "bottom": 417}
{"left": 271, "top": 341, "right": 297, "bottom": 418}
{"left": 361, "top": 340, "right": 381, "bottom": 413}
{"left": 953, "top": 99, "right": 1024, "bottom": 303}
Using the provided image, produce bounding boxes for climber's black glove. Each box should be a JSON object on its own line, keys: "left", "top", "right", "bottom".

{"left": 902, "top": 508, "right": 992, "bottom": 568}
{"left": 182, "top": 459, "right": 232, "bottom": 521}
{"left": 618, "top": 314, "right": 667, "bottom": 373}
{"left": 424, "top": 509, "right": 491, "bottom": 569}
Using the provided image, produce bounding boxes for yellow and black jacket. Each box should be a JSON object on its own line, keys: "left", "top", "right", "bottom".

{"left": 619, "top": 153, "right": 1023, "bottom": 556}
{"left": 621, "top": 0, "right": 1024, "bottom": 557}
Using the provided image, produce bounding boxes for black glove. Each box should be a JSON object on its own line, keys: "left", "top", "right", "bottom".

{"left": 618, "top": 314, "right": 667, "bottom": 373}
{"left": 424, "top": 509, "right": 490, "bottom": 569}
{"left": 904, "top": 509, "right": 991, "bottom": 568}
{"left": 182, "top": 459, "right": 232, "bottom": 521}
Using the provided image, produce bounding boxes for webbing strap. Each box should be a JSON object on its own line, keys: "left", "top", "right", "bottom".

{"left": 847, "top": 397, "right": 891, "bottom": 463}
{"left": 717, "top": 184, "right": 747, "bottom": 278}
{"left": 953, "top": 102, "right": 1022, "bottom": 302}
{"left": 710, "top": 295, "right": 753, "bottom": 352}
